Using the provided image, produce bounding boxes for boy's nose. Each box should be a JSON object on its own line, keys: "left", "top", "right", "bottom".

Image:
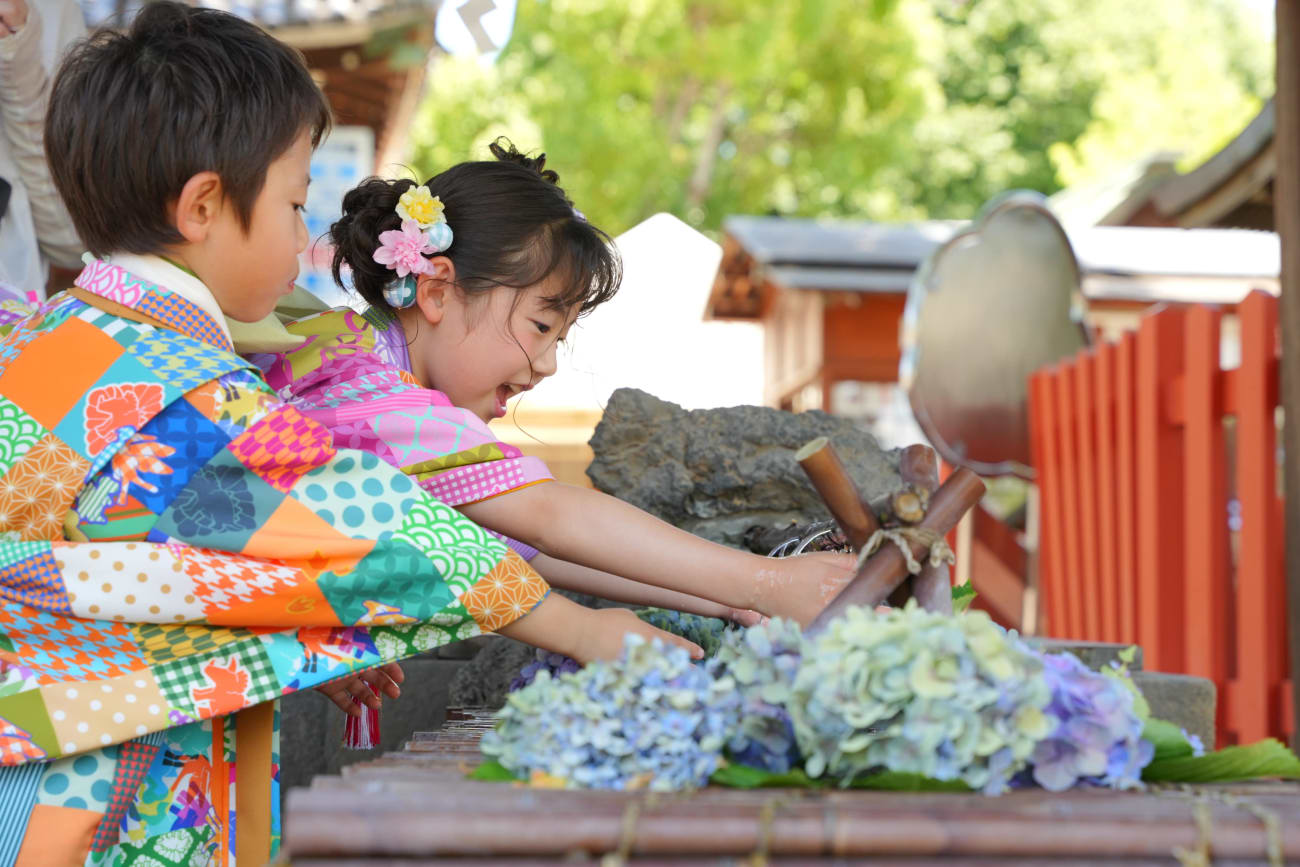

{"left": 296, "top": 213, "right": 309, "bottom": 254}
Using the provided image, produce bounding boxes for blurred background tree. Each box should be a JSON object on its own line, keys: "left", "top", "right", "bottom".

{"left": 409, "top": 0, "right": 1272, "bottom": 233}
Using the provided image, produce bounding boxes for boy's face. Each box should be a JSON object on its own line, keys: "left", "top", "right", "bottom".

{"left": 201, "top": 130, "right": 312, "bottom": 323}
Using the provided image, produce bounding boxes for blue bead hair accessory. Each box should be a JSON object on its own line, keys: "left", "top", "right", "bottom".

{"left": 382, "top": 273, "right": 418, "bottom": 309}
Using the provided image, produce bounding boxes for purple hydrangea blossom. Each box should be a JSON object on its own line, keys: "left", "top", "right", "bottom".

{"left": 484, "top": 635, "right": 742, "bottom": 791}
{"left": 1029, "top": 652, "right": 1154, "bottom": 791}
{"left": 509, "top": 650, "right": 581, "bottom": 692}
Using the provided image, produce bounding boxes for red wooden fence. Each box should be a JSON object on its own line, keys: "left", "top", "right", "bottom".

{"left": 1028, "top": 290, "right": 1294, "bottom": 746}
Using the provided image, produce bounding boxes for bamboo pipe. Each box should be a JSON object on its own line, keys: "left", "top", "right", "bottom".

{"left": 806, "top": 467, "right": 985, "bottom": 636}
{"left": 794, "top": 436, "right": 881, "bottom": 551}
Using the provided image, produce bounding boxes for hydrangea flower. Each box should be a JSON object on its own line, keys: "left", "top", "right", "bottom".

{"left": 1027, "top": 652, "right": 1153, "bottom": 791}
{"left": 789, "top": 602, "right": 1053, "bottom": 793}
{"left": 635, "top": 608, "right": 731, "bottom": 657}
{"left": 707, "top": 618, "right": 804, "bottom": 772}
{"left": 483, "top": 634, "right": 742, "bottom": 791}
{"left": 509, "top": 649, "right": 581, "bottom": 692}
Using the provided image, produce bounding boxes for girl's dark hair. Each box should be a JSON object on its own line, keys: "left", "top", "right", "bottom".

{"left": 47, "top": 0, "right": 331, "bottom": 256}
{"left": 330, "top": 140, "right": 620, "bottom": 318}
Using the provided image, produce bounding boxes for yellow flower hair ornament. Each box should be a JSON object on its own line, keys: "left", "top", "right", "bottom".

{"left": 395, "top": 184, "right": 454, "bottom": 253}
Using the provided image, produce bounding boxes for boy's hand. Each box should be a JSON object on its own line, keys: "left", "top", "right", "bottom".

{"left": 573, "top": 607, "right": 703, "bottom": 663}
{"left": 315, "top": 662, "right": 404, "bottom": 717}
{"left": 0, "top": 0, "right": 27, "bottom": 35}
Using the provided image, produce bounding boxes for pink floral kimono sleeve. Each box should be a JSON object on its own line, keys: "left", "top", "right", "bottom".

{"left": 254, "top": 308, "right": 552, "bottom": 557}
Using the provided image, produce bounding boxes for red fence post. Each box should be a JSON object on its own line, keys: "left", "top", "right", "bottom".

{"left": 1233, "top": 290, "right": 1286, "bottom": 744}
{"left": 1028, "top": 371, "right": 1063, "bottom": 637}
{"left": 1096, "top": 343, "right": 1120, "bottom": 644}
{"left": 1116, "top": 333, "right": 1139, "bottom": 645}
{"left": 1136, "top": 306, "right": 1187, "bottom": 673}
{"left": 1056, "top": 365, "right": 1085, "bottom": 639}
{"left": 1183, "top": 304, "right": 1229, "bottom": 744}
{"left": 1075, "top": 351, "right": 1103, "bottom": 640}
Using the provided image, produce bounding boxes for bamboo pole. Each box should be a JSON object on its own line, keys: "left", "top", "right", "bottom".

{"left": 806, "top": 468, "right": 986, "bottom": 636}
{"left": 794, "top": 437, "right": 881, "bottom": 551}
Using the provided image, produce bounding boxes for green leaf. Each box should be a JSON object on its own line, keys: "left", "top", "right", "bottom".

{"left": 467, "top": 759, "right": 521, "bottom": 782}
{"left": 710, "top": 763, "right": 970, "bottom": 792}
{"left": 951, "top": 581, "right": 976, "bottom": 614}
{"left": 1142, "top": 739, "right": 1300, "bottom": 784}
{"left": 1142, "top": 718, "right": 1195, "bottom": 762}
{"left": 846, "top": 771, "right": 972, "bottom": 792}
{"left": 710, "top": 763, "right": 823, "bottom": 789}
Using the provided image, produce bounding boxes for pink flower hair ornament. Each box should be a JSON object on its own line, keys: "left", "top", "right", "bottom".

{"left": 373, "top": 219, "right": 437, "bottom": 279}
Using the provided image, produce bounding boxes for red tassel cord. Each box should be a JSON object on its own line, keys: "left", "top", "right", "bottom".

{"left": 342, "top": 681, "right": 381, "bottom": 750}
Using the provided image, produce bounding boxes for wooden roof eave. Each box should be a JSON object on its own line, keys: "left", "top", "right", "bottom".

{"left": 271, "top": 7, "right": 434, "bottom": 51}
{"left": 1151, "top": 99, "right": 1276, "bottom": 226}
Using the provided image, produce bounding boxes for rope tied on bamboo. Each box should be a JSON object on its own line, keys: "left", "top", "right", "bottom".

{"left": 1160, "top": 784, "right": 1285, "bottom": 867}
{"left": 853, "top": 526, "right": 955, "bottom": 575}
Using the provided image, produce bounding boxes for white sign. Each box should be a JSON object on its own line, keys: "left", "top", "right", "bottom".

{"left": 298, "top": 126, "right": 375, "bottom": 307}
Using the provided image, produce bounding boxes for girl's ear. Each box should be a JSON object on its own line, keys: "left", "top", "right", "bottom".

{"left": 415, "top": 256, "right": 456, "bottom": 324}
{"left": 171, "top": 171, "right": 224, "bottom": 243}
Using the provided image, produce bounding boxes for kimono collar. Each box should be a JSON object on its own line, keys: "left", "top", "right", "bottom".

{"left": 74, "top": 254, "right": 234, "bottom": 352}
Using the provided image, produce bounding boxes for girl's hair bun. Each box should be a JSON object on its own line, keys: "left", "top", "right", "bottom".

{"left": 329, "top": 177, "right": 418, "bottom": 309}
{"left": 488, "top": 138, "right": 559, "bottom": 185}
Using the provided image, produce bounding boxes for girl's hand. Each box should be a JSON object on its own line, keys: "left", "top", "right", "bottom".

{"left": 315, "top": 662, "right": 404, "bottom": 717}
{"left": 752, "top": 551, "right": 859, "bottom": 626}
{"left": 572, "top": 607, "right": 703, "bottom": 664}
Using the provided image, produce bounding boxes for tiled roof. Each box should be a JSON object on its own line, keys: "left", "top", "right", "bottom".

{"left": 80, "top": 0, "right": 431, "bottom": 30}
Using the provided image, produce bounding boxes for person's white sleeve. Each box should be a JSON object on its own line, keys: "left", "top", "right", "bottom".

{"left": 0, "top": 3, "right": 85, "bottom": 270}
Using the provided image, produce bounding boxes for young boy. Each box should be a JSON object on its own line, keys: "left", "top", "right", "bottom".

{"left": 0, "top": 5, "right": 687, "bottom": 864}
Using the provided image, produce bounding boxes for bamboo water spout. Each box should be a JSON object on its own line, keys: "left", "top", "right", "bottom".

{"left": 795, "top": 436, "right": 984, "bottom": 637}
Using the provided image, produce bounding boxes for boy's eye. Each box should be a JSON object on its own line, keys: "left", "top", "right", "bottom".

{"left": 293, "top": 204, "right": 306, "bottom": 214}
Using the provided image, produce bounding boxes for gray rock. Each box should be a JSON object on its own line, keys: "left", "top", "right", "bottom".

{"left": 1133, "top": 671, "right": 1217, "bottom": 749}
{"left": 1027, "top": 639, "right": 1144, "bottom": 672}
{"left": 587, "top": 388, "right": 901, "bottom": 547}
{"left": 448, "top": 635, "right": 535, "bottom": 709}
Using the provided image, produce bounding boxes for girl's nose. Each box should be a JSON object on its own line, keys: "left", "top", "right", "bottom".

{"left": 532, "top": 339, "right": 559, "bottom": 380}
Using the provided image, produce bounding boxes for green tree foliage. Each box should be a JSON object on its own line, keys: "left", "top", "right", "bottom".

{"left": 408, "top": 0, "right": 1271, "bottom": 231}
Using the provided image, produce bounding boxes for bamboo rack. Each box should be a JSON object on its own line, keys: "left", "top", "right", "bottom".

{"left": 285, "top": 708, "right": 1300, "bottom": 864}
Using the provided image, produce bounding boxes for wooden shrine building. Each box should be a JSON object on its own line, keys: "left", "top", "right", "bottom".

{"left": 80, "top": 0, "right": 438, "bottom": 172}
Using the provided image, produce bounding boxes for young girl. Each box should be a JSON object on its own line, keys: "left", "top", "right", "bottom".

{"left": 254, "top": 142, "right": 857, "bottom": 627}
{"left": 0, "top": 10, "right": 690, "bottom": 866}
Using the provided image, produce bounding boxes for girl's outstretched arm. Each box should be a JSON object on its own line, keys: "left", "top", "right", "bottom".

{"left": 529, "top": 552, "right": 761, "bottom": 624}
{"left": 462, "top": 482, "right": 857, "bottom": 626}
{"left": 497, "top": 591, "right": 703, "bottom": 664}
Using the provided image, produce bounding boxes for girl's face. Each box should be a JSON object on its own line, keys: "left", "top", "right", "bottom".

{"left": 405, "top": 276, "right": 576, "bottom": 423}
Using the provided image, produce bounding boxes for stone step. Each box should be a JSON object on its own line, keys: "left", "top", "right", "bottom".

{"left": 1026, "top": 638, "right": 1144, "bottom": 672}
{"left": 1133, "top": 671, "right": 1216, "bottom": 749}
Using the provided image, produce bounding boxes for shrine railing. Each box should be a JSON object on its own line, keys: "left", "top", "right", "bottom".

{"left": 1028, "top": 289, "right": 1293, "bottom": 746}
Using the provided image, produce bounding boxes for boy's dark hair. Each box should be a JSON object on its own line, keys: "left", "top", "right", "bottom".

{"left": 330, "top": 139, "right": 621, "bottom": 319}
{"left": 46, "top": 1, "right": 331, "bottom": 256}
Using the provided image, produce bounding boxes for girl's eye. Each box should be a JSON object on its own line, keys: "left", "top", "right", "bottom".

{"left": 532, "top": 320, "right": 551, "bottom": 335}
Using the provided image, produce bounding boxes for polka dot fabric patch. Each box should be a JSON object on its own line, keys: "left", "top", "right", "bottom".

{"left": 36, "top": 747, "right": 117, "bottom": 810}
{"left": 290, "top": 450, "right": 418, "bottom": 540}
{"left": 56, "top": 542, "right": 205, "bottom": 624}
{"left": 39, "top": 671, "right": 172, "bottom": 757}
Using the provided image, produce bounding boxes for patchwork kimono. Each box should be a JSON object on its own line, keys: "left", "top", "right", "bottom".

{"left": 0, "top": 259, "right": 550, "bottom": 866}
{"left": 253, "top": 307, "right": 554, "bottom": 560}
